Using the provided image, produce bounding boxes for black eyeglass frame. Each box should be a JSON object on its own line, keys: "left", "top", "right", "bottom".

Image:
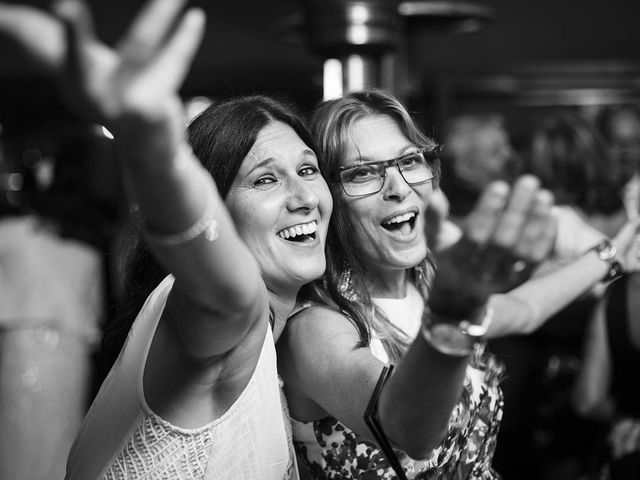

{"left": 337, "top": 145, "right": 442, "bottom": 197}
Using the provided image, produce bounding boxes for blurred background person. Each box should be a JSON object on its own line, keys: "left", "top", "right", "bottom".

{"left": 0, "top": 121, "right": 118, "bottom": 480}
{"left": 573, "top": 271, "right": 640, "bottom": 480}
{"left": 491, "top": 111, "right": 635, "bottom": 479}
{"left": 440, "top": 114, "right": 522, "bottom": 219}
{"left": 596, "top": 104, "right": 640, "bottom": 219}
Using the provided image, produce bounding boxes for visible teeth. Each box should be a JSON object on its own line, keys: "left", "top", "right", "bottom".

{"left": 384, "top": 212, "right": 416, "bottom": 225}
{"left": 277, "top": 221, "right": 318, "bottom": 239}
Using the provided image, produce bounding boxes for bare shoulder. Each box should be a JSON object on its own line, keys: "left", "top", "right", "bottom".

{"left": 282, "top": 303, "right": 361, "bottom": 351}
{"left": 278, "top": 303, "right": 368, "bottom": 388}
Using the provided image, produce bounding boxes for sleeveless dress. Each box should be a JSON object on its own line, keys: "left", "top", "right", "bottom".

{"left": 603, "top": 277, "right": 640, "bottom": 479}
{"left": 66, "top": 275, "right": 298, "bottom": 480}
{"left": 292, "top": 284, "right": 504, "bottom": 479}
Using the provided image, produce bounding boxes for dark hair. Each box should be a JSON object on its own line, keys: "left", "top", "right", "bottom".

{"left": 100, "top": 95, "right": 315, "bottom": 375}
{"left": 306, "top": 88, "right": 438, "bottom": 364}
{"left": 528, "top": 112, "right": 627, "bottom": 215}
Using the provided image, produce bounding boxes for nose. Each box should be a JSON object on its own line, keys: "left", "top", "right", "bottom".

{"left": 382, "top": 165, "right": 412, "bottom": 201}
{"left": 286, "top": 176, "right": 319, "bottom": 212}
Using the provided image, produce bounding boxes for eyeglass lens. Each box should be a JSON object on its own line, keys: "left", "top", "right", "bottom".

{"left": 340, "top": 151, "right": 434, "bottom": 196}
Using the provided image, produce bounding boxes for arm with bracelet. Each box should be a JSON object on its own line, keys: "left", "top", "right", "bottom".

{"left": 55, "top": 0, "right": 266, "bottom": 361}
{"left": 280, "top": 175, "right": 556, "bottom": 476}
{"left": 483, "top": 220, "right": 640, "bottom": 338}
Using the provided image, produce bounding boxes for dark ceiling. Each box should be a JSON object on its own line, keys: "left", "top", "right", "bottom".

{"left": 1, "top": 0, "right": 640, "bottom": 126}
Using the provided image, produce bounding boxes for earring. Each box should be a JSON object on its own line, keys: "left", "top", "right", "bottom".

{"left": 415, "top": 263, "right": 426, "bottom": 283}
{"left": 338, "top": 268, "right": 358, "bottom": 301}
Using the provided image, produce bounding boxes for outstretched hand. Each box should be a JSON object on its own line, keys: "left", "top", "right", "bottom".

{"left": 0, "top": 0, "right": 205, "bottom": 137}
{"left": 429, "top": 175, "right": 556, "bottom": 320}
{"left": 54, "top": 0, "right": 205, "bottom": 134}
{"left": 0, "top": 3, "right": 66, "bottom": 74}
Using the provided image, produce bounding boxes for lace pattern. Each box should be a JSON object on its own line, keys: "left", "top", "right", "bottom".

{"left": 103, "top": 413, "right": 214, "bottom": 480}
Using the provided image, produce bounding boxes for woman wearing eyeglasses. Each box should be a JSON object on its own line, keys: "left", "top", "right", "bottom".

{"left": 278, "top": 89, "right": 640, "bottom": 479}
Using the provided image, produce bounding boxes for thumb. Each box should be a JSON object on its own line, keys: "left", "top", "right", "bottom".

{"left": 613, "top": 217, "right": 640, "bottom": 252}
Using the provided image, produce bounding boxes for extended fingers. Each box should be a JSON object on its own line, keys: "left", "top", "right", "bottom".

{"left": 614, "top": 217, "right": 640, "bottom": 254}
{"left": 118, "top": 0, "right": 189, "bottom": 66}
{"left": 52, "top": 0, "right": 96, "bottom": 66}
{"left": 0, "top": 4, "right": 65, "bottom": 72}
{"left": 151, "top": 7, "right": 205, "bottom": 87}
{"left": 464, "top": 181, "right": 510, "bottom": 245}
{"left": 52, "top": 0, "right": 95, "bottom": 40}
{"left": 511, "top": 189, "right": 556, "bottom": 262}
{"left": 492, "top": 175, "right": 540, "bottom": 248}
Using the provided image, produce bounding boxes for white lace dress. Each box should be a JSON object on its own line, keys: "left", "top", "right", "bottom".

{"left": 66, "top": 276, "right": 298, "bottom": 480}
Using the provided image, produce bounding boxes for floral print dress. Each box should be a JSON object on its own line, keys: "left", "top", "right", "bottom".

{"left": 291, "top": 285, "right": 505, "bottom": 479}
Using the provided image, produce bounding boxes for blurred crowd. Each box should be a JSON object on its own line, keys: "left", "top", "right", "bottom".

{"left": 0, "top": 1, "right": 639, "bottom": 480}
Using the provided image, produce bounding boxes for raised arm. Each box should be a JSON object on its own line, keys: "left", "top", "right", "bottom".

{"left": 486, "top": 217, "right": 640, "bottom": 338}
{"left": 280, "top": 175, "right": 555, "bottom": 459}
{"left": 378, "top": 175, "right": 555, "bottom": 457}
{"left": 48, "top": 0, "right": 264, "bottom": 360}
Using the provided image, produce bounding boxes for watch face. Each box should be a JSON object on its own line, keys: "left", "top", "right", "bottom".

{"left": 430, "top": 323, "right": 475, "bottom": 351}
{"left": 596, "top": 240, "right": 616, "bottom": 260}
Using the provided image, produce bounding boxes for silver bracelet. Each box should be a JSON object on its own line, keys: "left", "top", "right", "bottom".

{"left": 131, "top": 150, "right": 219, "bottom": 247}
{"left": 420, "top": 307, "right": 493, "bottom": 357}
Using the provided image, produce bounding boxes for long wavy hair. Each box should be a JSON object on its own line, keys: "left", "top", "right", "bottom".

{"left": 305, "top": 88, "right": 440, "bottom": 364}
{"left": 528, "top": 112, "right": 628, "bottom": 215}
{"left": 100, "top": 95, "right": 317, "bottom": 376}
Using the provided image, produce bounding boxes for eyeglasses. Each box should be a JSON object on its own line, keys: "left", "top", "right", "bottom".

{"left": 338, "top": 146, "right": 440, "bottom": 197}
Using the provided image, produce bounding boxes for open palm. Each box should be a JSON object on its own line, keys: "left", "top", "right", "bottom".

{"left": 0, "top": 0, "right": 205, "bottom": 131}
{"left": 429, "top": 175, "right": 556, "bottom": 320}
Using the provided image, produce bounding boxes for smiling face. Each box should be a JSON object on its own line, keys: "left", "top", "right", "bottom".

{"left": 225, "top": 121, "right": 332, "bottom": 295}
{"left": 340, "top": 114, "right": 434, "bottom": 277}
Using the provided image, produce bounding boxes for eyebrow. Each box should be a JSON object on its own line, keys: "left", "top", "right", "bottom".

{"left": 247, "top": 149, "right": 318, "bottom": 173}
{"left": 348, "top": 144, "right": 418, "bottom": 165}
{"left": 250, "top": 158, "right": 275, "bottom": 171}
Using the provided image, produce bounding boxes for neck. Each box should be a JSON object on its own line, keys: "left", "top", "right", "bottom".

{"left": 267, "top": 289, "right": 297, "bottom": 341}
{"left": 366, "top": 267, "right": 409, "bottom": 299}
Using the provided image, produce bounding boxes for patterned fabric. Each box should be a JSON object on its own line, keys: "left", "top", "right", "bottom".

{"left": 293, "top": 344, "right": 504, "bottom": 480}
{"left": 291, "top": 284, "right": 505, "bottom": 479}
{"left": 104, "top": 413, "right": 214, "bottom": 480}
{"left": 66, "top": 276, "right": 297, "bottom": 480}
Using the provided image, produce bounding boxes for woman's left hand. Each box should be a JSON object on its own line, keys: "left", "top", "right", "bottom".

{"left": 429, "top": 175, "right": 556, "bottom": 320}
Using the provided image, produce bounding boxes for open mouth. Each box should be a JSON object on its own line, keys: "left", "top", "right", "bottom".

{"left": 381, "top": 211, "right": 417, "bottom": 235}
{"left": 277, "top": 220, "right": 318, "bottom": 243}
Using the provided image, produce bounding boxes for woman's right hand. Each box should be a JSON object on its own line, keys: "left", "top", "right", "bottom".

{"left": 51, "top": 0, "right": 205, "bottom": 144}
{"left": 428, "top": 175, "right": 556, "bottom": 320}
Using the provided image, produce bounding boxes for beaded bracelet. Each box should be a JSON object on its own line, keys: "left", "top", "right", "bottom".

{"left": 131, "top": 149, "right": 219, "bottom": 247}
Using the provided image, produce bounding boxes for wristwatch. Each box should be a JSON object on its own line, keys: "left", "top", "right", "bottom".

{"left": 421, "top": 308, "right": 493, "bottom": 357}
{"left": 588, "top": 239, "right": 624, "bottom": 282}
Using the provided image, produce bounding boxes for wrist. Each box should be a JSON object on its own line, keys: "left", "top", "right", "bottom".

{"left": 420, "top": 307, "right": 493, "bottom": 357}
{"left": 585, "top": 239, "right": 624, "bottom": 283}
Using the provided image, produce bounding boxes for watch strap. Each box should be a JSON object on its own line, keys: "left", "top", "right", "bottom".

{"left": 587, "top": 239, "right": 624, "bottom": 282}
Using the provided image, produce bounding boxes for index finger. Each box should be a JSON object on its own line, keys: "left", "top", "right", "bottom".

{"left": 118, "top": 0, "right": 189, "bottom": 65}
{"left": 464, "top": 180, "right": 510, "bottom": 245}
{"left": 492, "top": 175, "right": 540, "bottom": 248}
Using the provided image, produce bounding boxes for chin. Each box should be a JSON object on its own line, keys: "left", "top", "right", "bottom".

{"left": 396, "top": 248, "right": 427, "bottom": 270}
{"left": 291, "top": 260, "right": 326, "bottom": 285}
